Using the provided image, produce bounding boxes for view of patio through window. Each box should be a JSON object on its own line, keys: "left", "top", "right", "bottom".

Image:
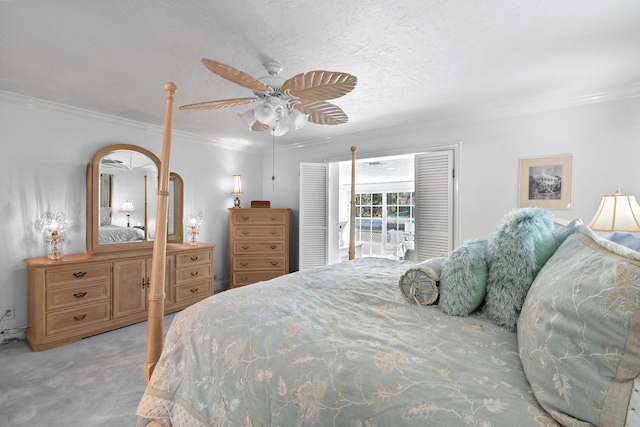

{"left": 355, "top": 191, "right": 415, "bottom": 259}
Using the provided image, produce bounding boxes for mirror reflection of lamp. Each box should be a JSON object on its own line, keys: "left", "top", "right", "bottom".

{"left": 119, "top": 201, "right": 136, "bottom": 227}
{"left": 39, "top": 211, "right": 66, "bottom": 259}
{"left": 231, "top": 175, "right": 243, "bottom": 208}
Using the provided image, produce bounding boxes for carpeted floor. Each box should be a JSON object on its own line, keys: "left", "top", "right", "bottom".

{"left": 0, "top": 313, "right": 176, "bottom": 427}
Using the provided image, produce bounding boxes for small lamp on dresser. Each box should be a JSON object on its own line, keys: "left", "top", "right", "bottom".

{"left": 231, "top": 175, "right": 243, "bottom": 208}
{"left": 184, "top": 214, "right": 203, "bottom": 246}
{"left": 38, "top": 211, "right": 66, "bottom": 259}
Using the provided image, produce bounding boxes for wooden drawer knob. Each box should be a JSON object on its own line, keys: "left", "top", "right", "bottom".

{"left": 73, "top": 291, "right": 87, "bottom": 298}
{"left": 73, "top": 271, "right": 87, "bottom": 278}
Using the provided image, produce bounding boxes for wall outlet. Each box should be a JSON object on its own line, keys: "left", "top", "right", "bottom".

{"left": 3, "top": 306, "right": 14, "bottom": 320}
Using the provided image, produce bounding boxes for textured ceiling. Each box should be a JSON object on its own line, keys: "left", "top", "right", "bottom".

{"left": 2, "top": 0, "right": 640, "bottom": 150}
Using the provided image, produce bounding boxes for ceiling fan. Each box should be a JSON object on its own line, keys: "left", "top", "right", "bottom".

{"left": 179, "top": 58, "right": 357, "bottom": 136}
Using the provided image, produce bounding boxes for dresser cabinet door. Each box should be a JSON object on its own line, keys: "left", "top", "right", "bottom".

{"left": 113, "top": 258, "right": 147, "bottom": 318}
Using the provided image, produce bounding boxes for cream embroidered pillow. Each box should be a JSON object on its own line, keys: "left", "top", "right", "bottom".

{"left": 518, "top": 224, "right": 640, "bottom": 426}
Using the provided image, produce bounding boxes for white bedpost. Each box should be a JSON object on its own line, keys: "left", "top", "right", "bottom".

{"left": 143, "top": 81, "right": 176, "bottom": 385}
{"left": 349, "top": 146, "right": 357, "bottom": 260}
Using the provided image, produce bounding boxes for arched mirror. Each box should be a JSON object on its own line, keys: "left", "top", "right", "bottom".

{"left": 86, "top": 143, "right": 183, "bottom": 254}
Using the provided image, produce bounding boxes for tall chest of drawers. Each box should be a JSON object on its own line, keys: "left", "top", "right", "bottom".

{"left": 228, "top": 208, "right": 290, "bottom": 289}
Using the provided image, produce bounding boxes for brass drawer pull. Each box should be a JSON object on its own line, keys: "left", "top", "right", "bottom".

{"left": 73, "top": 271, "right": 87, "bottom": 278}
{"left": 190, "top": 256, "right": 199, "bottom": 261}
{"left": 190, "top": 271, "right": 198, "bottom": 276}
{"left": 270, "top": 231, "right": 277, "bottom": 235}
{"left": 240, "top": 276, "right": 248, "bottom": 282}
{"left": 270, "top": 217, "right": 277, "bottom": 221}
{"left": 142, "top": 278, "right": 150, "bottom": 289}
{"left": 190, "top": 288, "right": 198, "bottom": 293}
{"left": 242, "top": 230, "right": 249, "bottom": 235}
{"left": 74, "top": 314, "right": 87, "bottom": 321}
{"left": 270, "top": 245, "right": 277, "bottom": 249}
{"left": 73, "top": 291, "right": 87, "bottom": 298}
{"left": 242, "top": 216, "right": 249, "bottom": 220}
{"left": 242, "top": 245, "right": 249, "bottom": 249}
{"left": 270, "top": 261, "right": 279, "bottom": 266}
{"left": 240, "top": 262, "right": 248, "bottom": 267}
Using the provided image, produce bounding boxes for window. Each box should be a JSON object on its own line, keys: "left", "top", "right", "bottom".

{"left": 355, "top": 191, "right": 415, "bottom": 257}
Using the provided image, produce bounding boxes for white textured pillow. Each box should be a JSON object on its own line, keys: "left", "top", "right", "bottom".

{"left": 518, "top": 224, "right": 640, "bottom": 426}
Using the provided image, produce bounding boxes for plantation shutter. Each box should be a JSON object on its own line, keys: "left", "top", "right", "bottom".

{"left": 414, "top": 150, "right": 453, "bottom": 261}
{"left": 299, "top": 163, "right": 328, "bottom": 270}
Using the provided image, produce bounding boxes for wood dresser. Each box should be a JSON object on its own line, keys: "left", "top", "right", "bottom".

{"left": 24, "top": 243, "right": 214, "bottom": 351}
{"left": 228, "top": 208, "right": 290, "bottom": 289}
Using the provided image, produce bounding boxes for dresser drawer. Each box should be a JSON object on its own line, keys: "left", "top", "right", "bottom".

{"left": 231, "top": 210, "right": 287, "bottom": 224}
{"left": 233, "top": 241, "right": 286, "bottom": 254}
{"left": 175, "top": 279, "right": 212, "bottom": 303}
{"left": 45, "top": 263, "right": 111, "bottom": 288}
{"left": 234, "top": 257, "right": 286, "bottom": 271}
{"left": 176, "top": 249, "right": 212, "bottom": 267}
{"left": 234, "top": 226, "right": 286, "bottom": 239}
{"left": 176, "top": 264, "right": 212, "bottom": 283}
{"left": 232, "top": 271, "right": 284, "bottom": 288}
{"left": 46, "top": 301, "right": 110, "bottom": 336}
{"left": 45, "top": 281, "right": 110, "bottom": 311}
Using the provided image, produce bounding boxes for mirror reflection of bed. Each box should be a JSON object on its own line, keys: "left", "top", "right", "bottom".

{"left": 98, "top": 149, "right": 157, "bottom": 244}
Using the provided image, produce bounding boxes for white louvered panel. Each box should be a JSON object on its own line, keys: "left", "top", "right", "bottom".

{"left": 415, "top": 151, "right": 453, "bottom": 261}
{"left": 299, "top": 163, "right": 328, "bottom": 271}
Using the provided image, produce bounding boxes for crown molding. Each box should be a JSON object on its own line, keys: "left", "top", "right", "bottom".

{"left": 272, "top": 84, "right": 640, "bottom": 153}
{"left": 0, "top": 90, "right": 258, "bottom": 153}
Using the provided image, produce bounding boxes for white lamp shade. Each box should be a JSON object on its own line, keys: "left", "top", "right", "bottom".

{"left": 231, "top": 175, "right": 243, "bottom": 195}
{"left": 290, "top": 109, "right": 309, "bottom": 130}
{"left": 270, "top": 121, "right": 289, "bottom": 136}
{"left": 119, "top": 201, "right": 136, "bottom": 213}
{"left": 238, "top": 109, "right": 256, "bottom": 127}
{"left": 589, "top": 189, "right": 640, "bottom": 231}
{"left": 253, "top": 102, "right": 277, "bottom": 124}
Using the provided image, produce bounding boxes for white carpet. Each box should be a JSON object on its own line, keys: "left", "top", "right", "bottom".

{"left": 0, "top": 313, "right": 176, "bottom": 427}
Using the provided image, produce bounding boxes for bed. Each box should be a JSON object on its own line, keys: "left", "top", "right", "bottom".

{"left": 98, "top": 224, "right": 144, "bottom": 244}
{"left": 138, "top": 83, "right": 640, "bottom": 426}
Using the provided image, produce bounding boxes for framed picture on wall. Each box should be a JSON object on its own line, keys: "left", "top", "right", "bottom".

{"left": 519, "top": 155, "right": 572, "bottom": 209}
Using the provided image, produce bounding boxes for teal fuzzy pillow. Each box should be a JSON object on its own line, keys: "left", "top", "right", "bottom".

{"left": 439, "top": 239, "right": 489, "bottom": 316}
{"left": 484, "top": 207, "right": 557, "bottom": 331}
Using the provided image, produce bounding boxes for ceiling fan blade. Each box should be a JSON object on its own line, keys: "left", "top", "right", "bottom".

{"left": 201, "top": 58, "right": 271, "bottom": 94}
{"left": 283, "top": 71, "right": 357, "bottom": 102}
{"left": 179, "top": 97, "right": 258, "bottom": 111}
{"left": 251, "top": 121, "right": 270, "bottom": 132}
{"left": 296, "top": 101, "right": 348, "bottom": 125}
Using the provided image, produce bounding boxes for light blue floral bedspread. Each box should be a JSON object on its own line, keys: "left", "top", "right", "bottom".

{"left": 137, "top": 258, "right": 557, "bottom": 427}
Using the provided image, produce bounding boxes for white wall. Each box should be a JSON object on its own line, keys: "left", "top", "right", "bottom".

{"left": 263, "top": 96, "right": 640, "bottom": 271}
{"left": 0, "top": 94, "right": 263, "bottom": 333}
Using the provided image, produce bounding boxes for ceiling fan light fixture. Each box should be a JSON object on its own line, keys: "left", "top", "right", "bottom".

{"left": 270, "top": 121, "right": 289, "bottom": 136}
{"left": 238, "top": 109, "right": 256, "bottom": 127}
{"left": 290, "top": 109, "right": 309, "bottom": 130}
{"left": 254, "top": 101, "right": 277, "bottom": 124}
